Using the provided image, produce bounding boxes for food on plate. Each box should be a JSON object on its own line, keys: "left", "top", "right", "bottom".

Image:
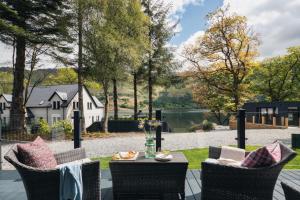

{"left": 112, "top": 151, "right": 137, "bottom": 160}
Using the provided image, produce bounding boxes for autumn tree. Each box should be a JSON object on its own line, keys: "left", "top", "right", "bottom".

{"left": 184, "top": 7, "right": 259, "bottom": 112}
{"left": 249, "top": 46, "right": 300, "bottom": 101}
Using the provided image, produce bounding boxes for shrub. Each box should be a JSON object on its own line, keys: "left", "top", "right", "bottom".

{"left": 52, "top": 120, "right": 73, "bottom": 136}
{"left": 38, "top": 119, "right": 50, "bottom": 135}
{"left": 189, "top": 124, "right": 202, "bottom": 132}
{"left": 202, "top": 120, "right": 214, "bottom": 131}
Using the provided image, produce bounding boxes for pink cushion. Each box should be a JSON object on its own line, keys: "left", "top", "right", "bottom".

{"left": 17, "top": 136, "right": 57, "bottom": 169}
{"left": 266, "top": 142, "right": 281, "bottom": 162}
{"left": 242, "top": 142, "right": 281, "bottom": 168}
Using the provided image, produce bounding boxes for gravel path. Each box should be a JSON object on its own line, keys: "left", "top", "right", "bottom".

{"left": 2, "top": 127, "right": 299, "bottom": 169}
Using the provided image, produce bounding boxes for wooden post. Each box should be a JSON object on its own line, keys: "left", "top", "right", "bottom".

{"left": 272, "top": 116, "right": 276, "bottom": 127}
{"left": 237, "top": 109, "right": 246, "bottom": 149}
{"left": 252, "top": 116, "right": 255, "bottom": 124}
{"left": 155, "top": 110, "right": 162, "bottom": 152}
{"left": 262, "top": 116, "right": 265, "bottom": 125}
{"left": 285, "top": 117, "right": 289, "bottom": 128}
{"left": 73, "top": 111, "right": 81, "bottom": 149}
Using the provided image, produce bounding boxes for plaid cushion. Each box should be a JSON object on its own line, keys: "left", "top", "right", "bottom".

{"left": 242, "top": 146, "right": 275, "bottom": 168}
{"left": 266, "top": 142, "right": 281, "bottom": 162}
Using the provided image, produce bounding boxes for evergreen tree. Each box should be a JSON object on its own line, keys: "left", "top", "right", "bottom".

{"left": 141, "top": 0, "right": 176, "bottom": 119}
{"left": 0, "top": 1, "right": 72, "bottom": 132}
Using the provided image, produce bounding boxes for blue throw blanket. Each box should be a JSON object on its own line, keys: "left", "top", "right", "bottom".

{"left": 59, "top": 163, "right": 83, "bottom": 200}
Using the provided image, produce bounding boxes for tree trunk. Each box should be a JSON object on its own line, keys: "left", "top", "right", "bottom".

{"left": 102, "top": 84, "right": 109, "bottom": 133}
{"left": 148, "top": 58, "right": 153, "bottom": 120}
{"left": 133, "top": 72, "right": 138, "bottom": 120}
{"left": 113, "top": 78, "right": 118, "bottom": 120}
{"left": 10, "top": 36, "right": 26, "bottom": 133}
{"left": 78, "top": 3, "right": 85, "bottom": 133}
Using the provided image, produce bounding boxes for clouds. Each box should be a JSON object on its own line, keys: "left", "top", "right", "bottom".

{"left": 223, "top": 0, "right": 300, "bottom": 58}
{"left": 165, "top": 0, "right": 204, "bottom": 15}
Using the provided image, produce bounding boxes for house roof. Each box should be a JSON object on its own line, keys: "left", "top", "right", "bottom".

{"left": 0, "top": 84, "right": 103, "bottom": 109}
{"left": 92, "top": 96, "right": 104, "bottom": 108}
{"left": 26, "top": 84, "right": 78, "bottom": 108}
{"left": 0, "top": 94, "right": 12, "bottom": 103}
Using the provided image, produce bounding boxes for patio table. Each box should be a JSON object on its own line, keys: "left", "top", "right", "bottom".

{"left": 109, "top": 152, "right": 188, "bottom": 200}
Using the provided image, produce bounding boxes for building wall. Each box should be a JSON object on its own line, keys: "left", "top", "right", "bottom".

{"left": 29, "top": 107, "right": 48, "bottom": 123}
{"left": 65, "top": 87, "right": 104, "bottom": 128}
{"left": 0, "top": 96, "right": 10, "bottom": 126}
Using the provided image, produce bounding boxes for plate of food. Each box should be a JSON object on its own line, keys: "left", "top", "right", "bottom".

{"left": 112, "top": 151, "right": 139, "bottom": 161}
{"left": 155, "top": 150, "right": 173, "bottom": 162}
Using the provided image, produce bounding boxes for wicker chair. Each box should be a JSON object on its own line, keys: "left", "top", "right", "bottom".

{"left": 281, "top": 182, "right": 300, "bottom": 200}
{"left": 201, "top": 143, "right": 296, "bottom": 200}
{"left": 4, "top": 146, "right": 100, "bottom": 200}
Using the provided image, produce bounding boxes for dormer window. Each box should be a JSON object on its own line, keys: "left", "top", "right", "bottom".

{"left": 0, "top": 102, "right": 5, "bottom": 110}
{"left": 53, "top": 101, "right": 61, "bottom": 110}
{"left": 73, "top": 101, "right": 79, "bottom": 110}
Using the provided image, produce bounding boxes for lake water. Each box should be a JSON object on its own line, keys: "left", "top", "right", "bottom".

{"left": 162, "top": 109, "right": 224, "bottom": 133}
{"left": 113, "top": 109, "right": 227, "bottom": 133}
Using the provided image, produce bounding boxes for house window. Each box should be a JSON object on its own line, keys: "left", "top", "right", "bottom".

{"left": 77, "top": 102, "right": 79, "bottom": 108}
{"left": 73, "top": 102, "right": 76, "bottom": 109}
{"left": 53, "top": 101, "right": 61, "bottom": 110}
{"left": 92, "top": 116, "right": 94, "bottom": 123}
{"left": 3, "top": 117, "right": 6, "bottom": 125}
{"left": 0, "top": 102, "right": 6, "bottom": 110}
{"left": 87, "top": 102, "right": 92, "bottom": 110}
{"left": 52, "top": 116, "right": 61, "bottom": 124}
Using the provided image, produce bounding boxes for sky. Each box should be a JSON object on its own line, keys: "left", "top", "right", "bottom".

{"left": 1, "top": 0, "right": 300, "bottom": 68}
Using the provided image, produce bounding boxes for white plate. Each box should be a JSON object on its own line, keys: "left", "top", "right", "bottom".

{"left": 155, "top": 154, "right": 173, "bottom": 162}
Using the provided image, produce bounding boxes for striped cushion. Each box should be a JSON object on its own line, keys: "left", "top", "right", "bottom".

{"left": 17, "top": 136, "right": 57, "bottom": 169}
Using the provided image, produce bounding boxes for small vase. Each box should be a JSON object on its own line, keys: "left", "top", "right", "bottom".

{"left": 145, "top": 140, "right": 155, "bottom": 158}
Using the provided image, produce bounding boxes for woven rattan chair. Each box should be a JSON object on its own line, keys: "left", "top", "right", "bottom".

{"left": 201, "top": 143, "right": 296, "bottom": 200}
{"left": 281, "top": 182, "right": 300, "bottom": 200}
{"left": 4, "top": 146, "right": 100, "bottom": 200}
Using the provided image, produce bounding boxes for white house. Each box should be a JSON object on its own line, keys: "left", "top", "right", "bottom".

{"left": 0, "top": 84, "right": 104, "bottom": 128}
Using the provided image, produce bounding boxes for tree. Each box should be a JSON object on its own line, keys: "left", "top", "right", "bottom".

{"left": 249, "top": 46, "right": 300, "bottom": 101}
{"left": 184, "top": 6, "right": 259, "bottom": 112}
{"left": 0, "top": 1, "right": 73, "bottom": 132}
{"left": 84, "top": 0, "right": 148, "bottom": 132}
{"left": 141, "top": 0, "right": 176, "bottom": 119}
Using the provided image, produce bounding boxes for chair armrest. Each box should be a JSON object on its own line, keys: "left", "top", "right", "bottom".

{"left": 208, "top": 146, "right": 221, "bottom": 159}
{"left": 54, "top": 148, "right": 86, "bottom": 164}
{"left": 281, "top": 182, "right": 300, "bottom": 200}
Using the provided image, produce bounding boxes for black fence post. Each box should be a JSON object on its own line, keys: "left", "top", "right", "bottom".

{"left": 237, "top": 109, "right": 246, "bottom": 149}
{"left": 73, "top": 111, "right": 81, "bottom": 149}
{"left": 156, "top": 110, "right": 162, "bottom": 152}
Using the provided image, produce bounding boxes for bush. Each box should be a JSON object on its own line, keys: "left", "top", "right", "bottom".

{"left": 38, "top": 119, "right": 50, "bottom": 135}
{"left": 52, "top": 120, "right": 73, "bottom": 136}
{"left": 189, "top": 124, "right": 202, "bottom": 132}
{"left": 202, "top": 120, "right": 214, "bottom": 131}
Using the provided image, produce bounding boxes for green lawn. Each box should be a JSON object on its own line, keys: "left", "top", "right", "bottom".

{"left": 92, "top": 146, "right": 300, "bottom": 170}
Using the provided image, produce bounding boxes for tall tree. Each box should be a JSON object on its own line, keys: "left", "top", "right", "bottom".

{"left": 249, "top": 46, "right": 300, "bottom": 102}
{"left": 0, "top": 1, "right": 72, "bottom": 132}
{"left": 184, "top": 6, "right": 259, "bottom": 112}
{"left": 141, "top": 0, "right": 176, "bottom": 119}
{"left": 84, "top": 0, "right": 148, "bottom": 132}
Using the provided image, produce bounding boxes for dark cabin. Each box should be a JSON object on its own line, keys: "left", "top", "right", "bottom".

{"left": 243, "top": 102, "right": 300, "bottom": 127}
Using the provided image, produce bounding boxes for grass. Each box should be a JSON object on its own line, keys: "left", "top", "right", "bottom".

{"left": 92, "top": 146, "right": 300, "bottom": 170}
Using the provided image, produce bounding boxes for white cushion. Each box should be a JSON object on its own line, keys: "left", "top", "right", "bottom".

{"left": 220, "top": 146, "right": 245, "bottom": 162}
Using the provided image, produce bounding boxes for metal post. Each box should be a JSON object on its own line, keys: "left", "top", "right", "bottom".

{"left": 237, "top": 109, "right": 246, "bottom": 149}
{"left": 0, "top": 108, "right": 2, "bottom": 170}
{"left": 73, "top": 111, "right": 81, "bottom": 149}
{"left": 155, "top": 110, "right": 162, "bottom": 152}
